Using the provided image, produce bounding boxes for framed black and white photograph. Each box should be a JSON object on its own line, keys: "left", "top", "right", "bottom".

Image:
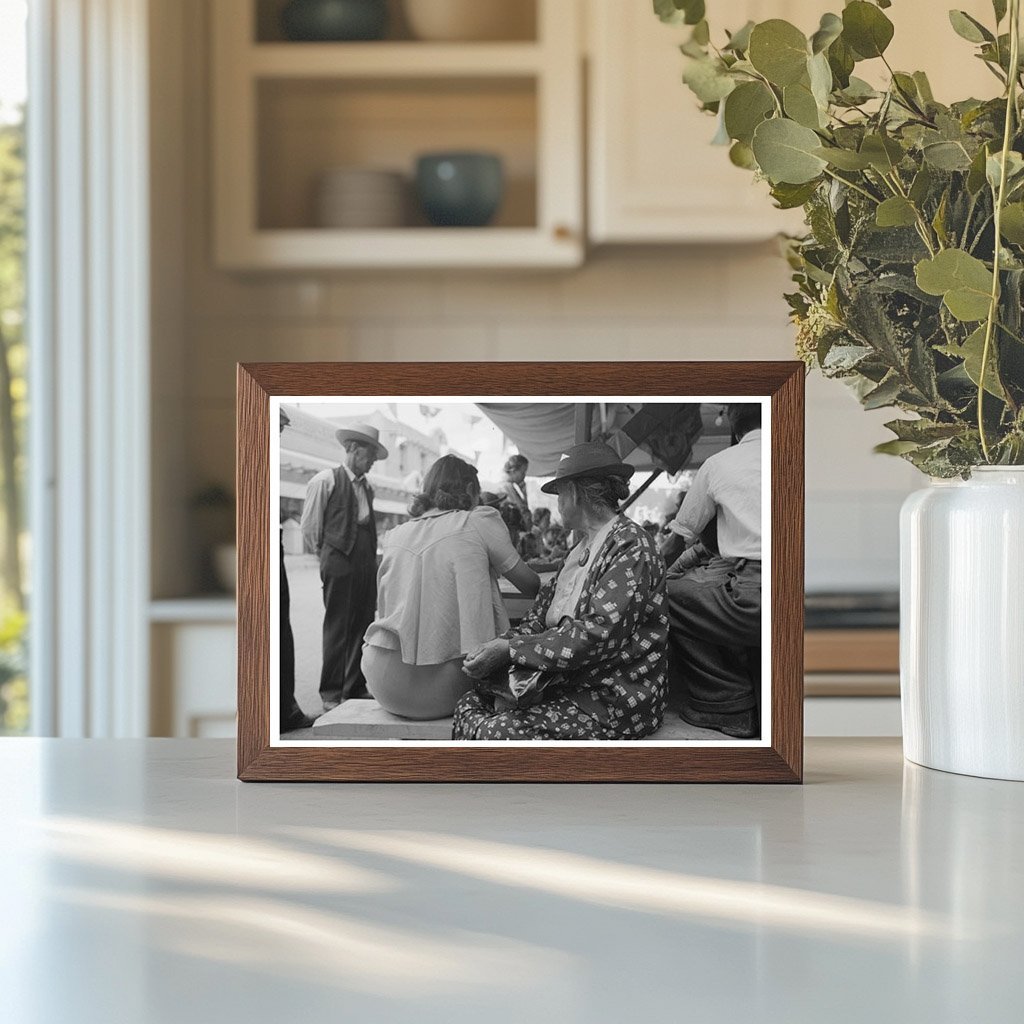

{"left": 237, "top": 362, "right": 804, "bottom": 782}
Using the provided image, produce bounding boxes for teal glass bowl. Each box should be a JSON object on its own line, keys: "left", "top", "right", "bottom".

{"left": 281, "top": 0, "right": 388, "bottom": 42}
{"left": 415, "top": 153, "right": 505, "bottom": 228}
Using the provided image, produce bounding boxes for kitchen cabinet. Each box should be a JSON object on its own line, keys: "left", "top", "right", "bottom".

{"left": 150, "top": 600, "right": 237, "bottom": 737}
{"left": 587, "top": 0, "right": 811, "bottom": 243}
{"left": 211, "top": 0, "right": 583, "bottom": 269}
{"left": 586, "top": 0, "right": 999, "bottom": 244}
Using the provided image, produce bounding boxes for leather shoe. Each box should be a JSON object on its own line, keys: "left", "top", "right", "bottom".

{"left": 680, "top": 706, "right": 758, "bottom": 739}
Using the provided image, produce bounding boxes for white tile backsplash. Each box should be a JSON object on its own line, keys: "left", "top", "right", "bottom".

{"left": 182, "top": 251, "right": 918, "bottom": 593}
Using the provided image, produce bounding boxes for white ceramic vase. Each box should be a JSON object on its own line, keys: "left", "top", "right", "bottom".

{"left": 900, "top": 467, "right": 1024, "bottom": 781}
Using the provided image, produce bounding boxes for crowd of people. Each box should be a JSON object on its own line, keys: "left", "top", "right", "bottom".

{"left": 280, "top": 405, "right": 763, "bottom": 741}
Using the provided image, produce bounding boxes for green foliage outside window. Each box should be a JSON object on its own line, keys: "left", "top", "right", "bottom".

{"left": 658, "top": 0, "right": 1024, "bottom": 477}
{"left": 0, "top": 110, "right": 27, "bottom": 732}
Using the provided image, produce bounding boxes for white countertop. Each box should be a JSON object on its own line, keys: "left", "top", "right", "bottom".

{"left": 1, "top": 738, "right": 1021, "bottom": 1023}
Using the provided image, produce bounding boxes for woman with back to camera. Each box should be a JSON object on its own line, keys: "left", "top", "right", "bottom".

{"left": 362, "top": 455, "right": 540, "bottom": 720}
{"left": 453, "top": 441, "right": 669, "bottom": 740}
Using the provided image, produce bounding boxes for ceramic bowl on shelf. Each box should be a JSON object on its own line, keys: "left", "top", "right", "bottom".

{"left": 315, "top": 167, "right": 408, "bottom": 229}
{"left": 414, "top": 152, "right": 504, "bottom": 227}
{"left": 403, "top": 0, "right": 535, "bottom": 42}
{"left": 280, "top": 0, "right": 388, "bottom": 42}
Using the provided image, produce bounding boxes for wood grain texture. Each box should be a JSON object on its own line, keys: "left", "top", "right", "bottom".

{"left": 237, "top": 361, "right": 805, "bottom": 783}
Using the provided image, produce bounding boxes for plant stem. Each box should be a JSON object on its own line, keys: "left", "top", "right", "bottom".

{"left": 822, "top": 167, "right": 880, "bottom": 205}
{"left": 884, "top": 170, "right": 939, "bottom": 255}
{"left": 978, "top": 0, "right": 1021, "bottom": 462}
{"left": 968, "top": 213, "right": 994, "bottom": 253}
{"left": 997, "top": 319, "right": 1024, "bottom": 345}
{"left": 750, "top": 69, "right": 784, "bottom": 117}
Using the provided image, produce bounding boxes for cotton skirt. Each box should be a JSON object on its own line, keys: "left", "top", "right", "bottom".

{"left": 361, "top": 644, "right": 474, "bottom": 720}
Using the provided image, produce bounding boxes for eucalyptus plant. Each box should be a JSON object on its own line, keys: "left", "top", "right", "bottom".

{"left": 656, "top": 0, "right": 1024, "bottom": 475}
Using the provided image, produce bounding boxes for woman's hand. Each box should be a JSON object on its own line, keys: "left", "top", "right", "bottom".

{"left": 462, "top": 639, "right": 511, "bottom": 680}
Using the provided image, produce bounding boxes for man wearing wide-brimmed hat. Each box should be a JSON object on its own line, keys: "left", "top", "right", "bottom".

{"left": 300, "top": 422, "right": 388, "bottom": 711}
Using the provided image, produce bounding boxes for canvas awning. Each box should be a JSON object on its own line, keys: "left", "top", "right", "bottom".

{"left": 475, "top": 402, "right": 731, "bottom": 477}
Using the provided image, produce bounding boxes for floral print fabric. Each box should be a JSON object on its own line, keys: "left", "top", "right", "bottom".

{"left": 452, "top": 516, "right": 668, "bottom": 740}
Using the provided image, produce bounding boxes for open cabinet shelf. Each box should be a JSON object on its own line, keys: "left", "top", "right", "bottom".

{"left": 212, "top": 0, "right": 583, "bottom": 269}
{"left": 249, "top": 42, "right": 546, "bottom": 77}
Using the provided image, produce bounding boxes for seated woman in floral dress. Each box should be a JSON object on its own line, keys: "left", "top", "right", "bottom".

{"left": 453, "top": 442, "right": 669, "bottom": 741}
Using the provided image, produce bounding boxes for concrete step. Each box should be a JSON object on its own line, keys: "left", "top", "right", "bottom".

{"left": 312, "top": 699, "right": 453, "bottom": 740}
{"left": 306, "top": 698, "right": 731, "bottom": 741}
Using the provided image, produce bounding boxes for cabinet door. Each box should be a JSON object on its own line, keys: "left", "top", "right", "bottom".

{"left": 587, "top": 0, "right": 811, "bottom": 243}
{"left": 588, "top": 0, "right": 1001, "bottom": 244}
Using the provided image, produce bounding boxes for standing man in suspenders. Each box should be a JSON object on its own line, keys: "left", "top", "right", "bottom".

{"left": 301, "top": 423, "right": 388, "bottom": 712}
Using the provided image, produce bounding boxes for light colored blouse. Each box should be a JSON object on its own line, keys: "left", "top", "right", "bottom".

{"left": 364, "top": 505, "right": 522, "bottom": 666}
{"left": 545, "top": 516, "right": 619, "bottom": 627}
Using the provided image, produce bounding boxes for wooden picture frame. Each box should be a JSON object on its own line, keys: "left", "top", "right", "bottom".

{"left": 237, "top": 362, "right": 804, "bottom": 782}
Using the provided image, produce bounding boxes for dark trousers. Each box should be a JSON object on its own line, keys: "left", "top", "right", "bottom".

{"left": 319, "top": 524, "right": 376, "bottom": 706}
{"left": 280, "top": 539, "right": 300, "bottom": 719}
{"left": 666, "top": 557, "right": 761, "bottom": 717}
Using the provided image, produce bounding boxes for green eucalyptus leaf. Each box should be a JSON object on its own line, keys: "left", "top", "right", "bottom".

{"left": 771, "top": 180, "right": 820, "bottom": 209}
{"left": 874, "top": 438, "right": 921, "bottom": 455}
{"left": 876, "top": 196, "right": 918, "bottom": 228}
{"left": 808, "top": 52, "right": 833, "bottom": 109}
{"left": 915, "top": 249, "right": 994, "bottom": 322}
{"left": 683, "top": 0, "right": 705, "bottom": 24}
{"left": 932, "top": 190, "right": 950, "bottom": 247}
{"left": 827, "top": 36, "right": 856, "bottom": 88}
{"left": 891, "top": 72, "right": 921, "bottom": 107}
{"left": 980, "top": 32, "right": 1015, "bottom": 74}
{"left": 692, "top": 19, "right": 710, "bottom": 45}
{"left": 939, "top": 325, "right": 1006, "bottom": 397}
{"left": 986, "top": 150, "right": 1024, "bottom": 191}
{"left": 748, "top": 20, "right": 809, "bottom": 87}
{"left": 923, "top": 140, "right": 973, "bottom": 171}
{"left": 837, "top": 76, "right": 879, "bottom": 104}
{"left": 729, "top": 140, "right": 758, "bottom": 169}
{"left": 813, "top": 145, "right": 872, "bottom": 170}
{"left": 909, "top": 165, "right": 934, "bottom": 205}
{"left": 653, "top": 0, "right": 682, "bottom": 24}
{"left": 784, "top": 80, "right": 825, "bottom": 129}
{"left": 752, "top": 117, "right": 828, "bottom": 184}
{"left": 842, "top": 1, "right": 895, "bottom": 59}
{"left": 948, "top": 10, "right": 994, "bottom": 44}
{"left": 860, "top": 133, "right": 904, "bottom": 173}
{"left": 653, "top": 0, "right": 705, "bottom": 26}
{"left": 683, "top": 57, "right": 737, "bottom": 104}
{"left": 913, "top": 71, "right": 935, "bottom": 104}
{"left": 810, "top": 12, "right": 843, "bottom": 54}
{"left": 944, "top": 289, "right": 994, "bottom": 324}
{"left": 884, "top": 418, "right": 963, "bottom": 443}
{"left": 862, "top": 374, "right": 903, "bottom": 409}
{"left": 725, "top": 58, "right": 756, "bottom": 75}
{"left": 993, "top": 0, "right": 1008, "bottom": 24}
{"left": 1000, "top": 203, "right": 1024, "bottom": 245}
{"left": 724, "top": 20, "right": 755, "bottom": 53}
{"left": 723, "top": 81, "right": 775, "bottom": 144}
{"left": 967, "top": 144, "right": 992, "bottom": 193}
